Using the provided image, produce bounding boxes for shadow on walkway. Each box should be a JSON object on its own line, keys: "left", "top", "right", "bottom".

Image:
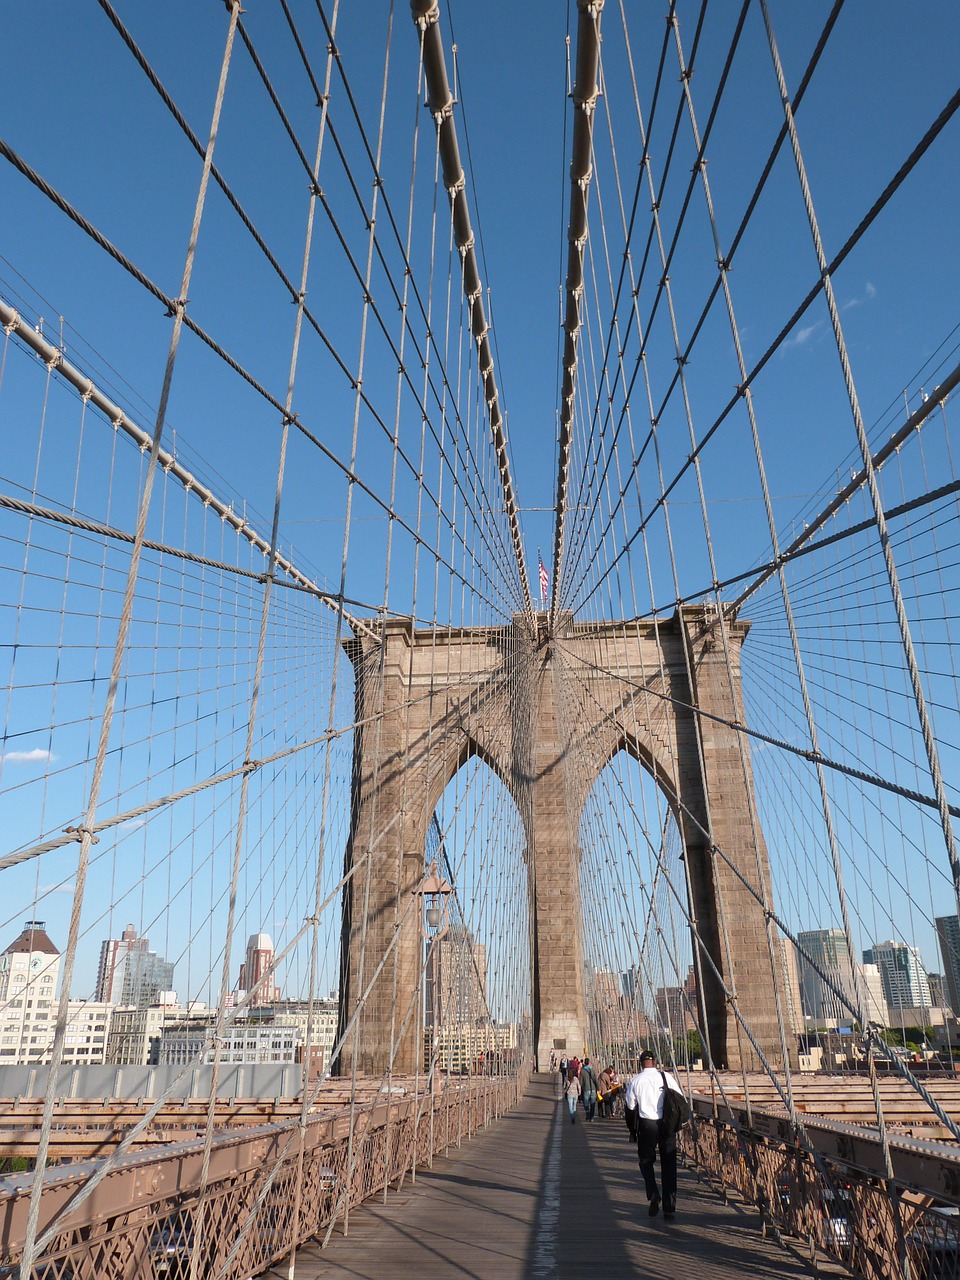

{"left": 287, "top": 1074, "right": 825, "bottom": 1279}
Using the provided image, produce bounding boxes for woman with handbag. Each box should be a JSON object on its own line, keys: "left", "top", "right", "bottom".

{"left": 564, "top": 1067, "right": 581, "bottom": 1123}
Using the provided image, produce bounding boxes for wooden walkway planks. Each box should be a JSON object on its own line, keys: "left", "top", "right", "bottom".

{"left": 283, "top": 1074, "right": 829, "bottom": 1280}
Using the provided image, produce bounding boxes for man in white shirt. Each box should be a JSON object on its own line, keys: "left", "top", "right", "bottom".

{"left": 624, "top": 1049, "right": 681, "bottom": 1218}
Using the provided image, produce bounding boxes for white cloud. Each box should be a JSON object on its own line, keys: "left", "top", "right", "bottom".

{"left": 1, "top": 748, "right": 56, "bottom": 765}
{"left": 39, "top": 882, "right": 76, "bottom": 896}
{"left": 783, "top": 323, "right": 818, "bottom": 350}
{"left": 120, "top": 818, "right": 147, "bottom": 831}
{"left": 842, "top": 281, "right": 877, "bottom": 311}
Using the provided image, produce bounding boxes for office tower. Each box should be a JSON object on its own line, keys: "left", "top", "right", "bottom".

{"left": 863, "top": 940, "right": 932, "bottom": 1013}
{"left": 97, "top": 924, "right": 175, "bottom": 1008}
{"left": 935, "top": 915, "right": 960, "bottom": 1015}
{"left": 797, "top": 928, "right": 860, "bottom": 1024}
{"left": 425, "top": 924, "right": 487, "bottom": 1028}
{"left": 96, "top": 924, "right": 145, "bottom": 1002}
{"left": 237, "top": 933, "right": 281, "bottom": 1007}
{"left": 927, "top": 972, "right": 948, "bottom": 1010}
{"left": 776, "top": 935, "right": 805, "bottom": 1035}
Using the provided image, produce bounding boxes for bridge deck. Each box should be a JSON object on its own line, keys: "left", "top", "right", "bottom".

{"left": 287, "top": 1074, "right": 834, "bottom": 1280}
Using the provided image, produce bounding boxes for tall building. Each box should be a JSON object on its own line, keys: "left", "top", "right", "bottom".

{"left": 425, "top": 925, "right": 487, "bottom": 1028}
{"left": 96, "top": 924, "right": 144, "bottom": 1002}
{"left": 0, "top": 921, "right": 113, "bottom": 1064}
{"left": 858, "top": 963, "right": 888, "bottom": 1027}
{"left": 797, "top": 929, "right": 858, "bottom": 1025}
{"left": 0, "top": 920, "right": 61, "bottom": 1063}
{"left": 864, "top": 940, "right": 932, "bottom": 1014}
{"left": 776, "top": 935, "right": 805, "bottom": 1036}
{"left": 116, "top": 950, "right": 175, "bottom": 1008}
{"left": 928, "top": 972, "right": 948, "bottom": 1010}
{"left": 237, "top": 933, "right": 281, "bottom": 1007}
{"left": 96, "top": 924, "right": 174, "bottom": 1008}
{"left": 620, "top": 967, "right": 640, "bottom": 1008}
{"left": 935, "top": 915, "right": 960, "bottom": 1014}
{"left": 652, "top": 968, "right": 698, "bottom": 1036}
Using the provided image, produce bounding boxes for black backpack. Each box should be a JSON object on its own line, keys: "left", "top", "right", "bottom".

{"left": 659, "top": 1071, "right": 691, "bottom": 1134}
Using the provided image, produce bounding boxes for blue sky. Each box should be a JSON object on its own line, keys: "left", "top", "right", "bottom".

{"left": 1, "top": 1, "right": 959, "bottom": 998}
{"left": 1, "top": 1, "right": 955, "bottom": 597}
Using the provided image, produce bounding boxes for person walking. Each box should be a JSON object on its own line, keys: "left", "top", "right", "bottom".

{"left": 597, "top": 1064, "right": 613, "bottom": 1118}
{"left": 607, "top": 1065, "right": 623, "bottom": 1116}
{"left": 564, "top": 1067, "right": 581, "bottom": 1123}
{"left": 624, "top": 1050, "right": 682, "bottom": 1219}
{"left": 580, "top": 1056, "right": 598, "bottom": 1121}
{"left": 559, "top": 1055, "right": 569, "bottom": 1086}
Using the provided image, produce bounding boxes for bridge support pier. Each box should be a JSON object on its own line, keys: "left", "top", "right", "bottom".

{"left": 528, "top": 656, "right": 587, "bottom": 1063}
{"left": 336, "top": 610, "right": 794, "bottom": 1080}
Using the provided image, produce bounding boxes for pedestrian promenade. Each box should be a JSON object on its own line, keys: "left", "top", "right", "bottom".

{"left": 287, "top": 1074, "right": 834, "bottom": 1280}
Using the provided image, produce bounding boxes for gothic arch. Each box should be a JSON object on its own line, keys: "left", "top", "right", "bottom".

{"left": 571, "top": 728, "right": 682, "bottom": 836}
{"left": 425, "top": 731, "right": 520, "bottom": 835}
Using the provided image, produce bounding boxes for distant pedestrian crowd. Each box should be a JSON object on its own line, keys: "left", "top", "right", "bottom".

{"left": 553, "top": 1053, "right": 622, "bottom": 1124}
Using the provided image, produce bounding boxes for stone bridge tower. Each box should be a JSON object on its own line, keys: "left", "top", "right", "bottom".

{"left": 336, "top": 607, "right": 791, "bottom": 1077}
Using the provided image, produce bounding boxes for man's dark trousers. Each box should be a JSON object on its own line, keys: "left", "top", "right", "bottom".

{"left": 636, "top": 1118, "right": 677, "bottom": 1206}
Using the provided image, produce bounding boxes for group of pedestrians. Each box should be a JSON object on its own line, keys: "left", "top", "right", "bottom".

{"left": 557, "top": 1048, "right": 683, "bottom": 1220}
{"left": 559, "top": 1055, "right": 620, "bottom": 1123}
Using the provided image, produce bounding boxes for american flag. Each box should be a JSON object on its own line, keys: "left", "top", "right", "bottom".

{"left": 538, "top": 553, "right": 549, "bottom": 603}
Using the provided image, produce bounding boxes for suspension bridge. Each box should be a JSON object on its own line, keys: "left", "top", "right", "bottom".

{"left": 0, "top": 0, "right": 959, "bottom": 1276}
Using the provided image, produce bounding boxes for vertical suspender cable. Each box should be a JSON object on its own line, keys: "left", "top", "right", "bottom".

{"left": 411, "top": 0, "right": 533, "bottom": 621}
{"left": 757, "top": 0, "right": 960, "bottom": 919}
{"left": 551, "top": 0, "right": 604, "bottom": 626}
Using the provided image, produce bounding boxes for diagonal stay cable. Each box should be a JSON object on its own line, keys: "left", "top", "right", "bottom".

{"left": 559, "top": 0, "right": 751, "bottom": 602}
{"left": 560, "top": 0, "right": 844, "bottom": 609}
{"left": 412, "top": 0, "right": 532, "bottom": 617}
{"left": 550, "top": 0, "right": 604, "bottom": 623}
{"left": 0, "top": 141, "right": 516, "bottom": 616}
{"left": 567, "top": 45, "right": 960, "bottom": 615}
{"left": 232, "top": 18, "right": 523, "bottom": 611}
